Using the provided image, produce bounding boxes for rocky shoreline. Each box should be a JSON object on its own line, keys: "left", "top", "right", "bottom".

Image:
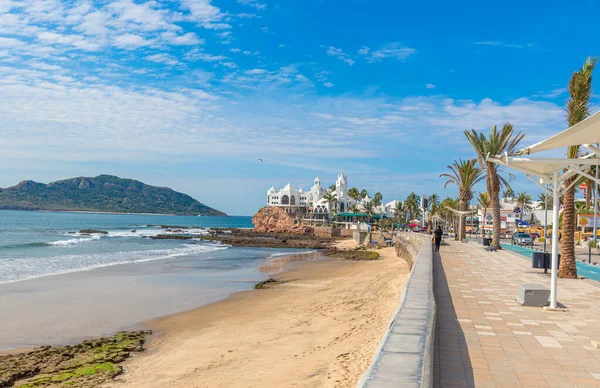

{"left": 0, "top": 331, "right": 151, "bottom": 388}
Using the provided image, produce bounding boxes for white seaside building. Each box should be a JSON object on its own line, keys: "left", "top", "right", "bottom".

{"left": 266, "top": 172, "right": 400, "bottom": 222}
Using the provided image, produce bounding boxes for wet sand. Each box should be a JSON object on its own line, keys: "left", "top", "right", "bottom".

{"left": 106, "top": 244, "right": 410, "bottom": 388}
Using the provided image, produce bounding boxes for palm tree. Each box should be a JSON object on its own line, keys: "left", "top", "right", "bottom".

{"left": 515, "top": 192, "right": 533, "bottom": 225}
{"left": 427, "top": 194, "right": 440, "bottom": 233}
{"left": 322, "top": 192, "right": 338, "bottom": 222}
{"left": 440, "top": 197, "right": 458, "bottom": 235}
{"left": 362, "top": 201, "right": 375, "bottom": 223}
{"left": 560, "top": 56, "right": 597, "bottom": 279}
{"left": 440, "top": 159, "right": 484, "bottom": 240}
{"left": 348, "top": 203, "right": 360, "bottom": 222}
{"left": 373, "top": 192, "right": 383, "bottom": 207}
{"left": 477, "top": 192, "right": 491, "bottom": 237}
{"left": 503, "top": 188, "right": 515, "bottom": 199}
{"left": 348, "top": 187, "right": 360, "bottom": 201}
{"left": 537, "top": 192, "right": 552, "bottom": 210}
{"left": 360, "top": 189, "right": 369, "bottom": 199}
{"left": 405, "top": 192, "right": 421, "bottom": 221}
{"left": 465, "top": 124, "right": 525, "bottom": 249}
{"left": 394, "top": 201, "right": 406, "bottom": 224}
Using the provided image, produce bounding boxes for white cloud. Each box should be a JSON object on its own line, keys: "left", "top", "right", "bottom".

{"left": 366, "top": 42, "right": 415, "bottom": 63}
{"left": 425, "top": 83, "right": 435, "bottom": 89}
{"left": 37, "top": 31, "right": 101, "bottom": 51}
{"left": 358, "top": 46, "right": 369, "bottom": 55}
{"left": 112, "top": 33, "right": 152, "bottom": 49}
{"left": 475, "top": 41, "right": 533, "bottom": 49}
{"left": 323, "top": 82, "right": 334, "bottom": 88}
{"left": 162, "top": 32, "right": 203, "bottom": 45}
{"left": 245, "top": 68, "right": 268, "bottom": 75}
{"left": 237, "top": 13, "right": 258, "bottom": 19}
{"left": 325, "top": 46, "right": 355, "bottom": 66}
{"left": 179, "top": 0, "right": 231, "bottom": 29}
{"left": 237, "top": 0, "right": 267, "bottom": 10}
{"left": 145, "top": 53, "right": 180, "bottom": 66}
{"left": 184, "top": 48, "right": 227, "bottom": 62}
{"left": 230, "top": 48, "right": 241, "bottom": 53}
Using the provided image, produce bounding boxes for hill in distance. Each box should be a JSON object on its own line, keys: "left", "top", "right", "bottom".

{"left": 0, "top": 175, "right": 226, "bottom": 216}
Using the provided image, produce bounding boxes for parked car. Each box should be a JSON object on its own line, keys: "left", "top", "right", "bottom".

{"left": 512, "top": 232, "right": 533, "bottom": 246}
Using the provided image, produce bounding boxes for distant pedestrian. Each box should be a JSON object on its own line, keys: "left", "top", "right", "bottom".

{"left": 434, "top": 226, "right": 443, "bottom": 252}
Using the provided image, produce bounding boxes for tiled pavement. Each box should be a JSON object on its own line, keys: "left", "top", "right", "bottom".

{"left": 433, "top": 240, "right": 600, "bottom": 387}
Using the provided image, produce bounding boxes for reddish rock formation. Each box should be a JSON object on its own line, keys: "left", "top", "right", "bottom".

{"left": 252, "top": 207, "right": 306, "bottom": 233}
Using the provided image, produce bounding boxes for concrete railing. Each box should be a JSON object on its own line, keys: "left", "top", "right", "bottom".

{"left": 357, "top": 233, "right": 436, "bottom": 388}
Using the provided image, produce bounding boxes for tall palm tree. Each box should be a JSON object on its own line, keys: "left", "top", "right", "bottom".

{"left": 537, "top": 192, "right": 552, "bottom": 210}
{"left": 360, "top": 189, "right": 369, "bottom": 199}
{"left": 405, "top": 192, "right": 421, "bottom": 221}
{"left": 465, "top": 124, "right": 525, "bottom": 249}
{"left": 362, "top": 201, "right": 375, "bottom": 223}
{"left": 440, "top": 197, "right": 458, "bottom": 235}
{"left": 503, "top": 188, "right": 515, "bottom": 199}
{"left": 394, "top": 201, "right": 406, "bottom": 224}
{"left": 427, "top": 194, "right": 440, "bottom": 233}
{"left": 477, "top": 192, "right": 491, "bottom": 237}
{"left": 515, "top": 192, "right": 533, "bottom": 225}
{"left": 348, "top": 203, "right": 360, "bottom": 223}
{"left": 348, "top": 187, "right": 360, "bottom": 201}
{"left": 440, "top": 159, "right": 485, "bottom": 240}
{"left": 322, "top": 192, "right": 338, "bottom": 222}
{"left": 373, "top": 192, "right": 383, "bottom": 207}
{"left": 560, "top": 56, "right": 597, "bottom": 279}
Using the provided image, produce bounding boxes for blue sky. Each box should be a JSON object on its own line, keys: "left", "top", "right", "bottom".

{"left": 0, "top": 0, "right": 598, "bottom": 215}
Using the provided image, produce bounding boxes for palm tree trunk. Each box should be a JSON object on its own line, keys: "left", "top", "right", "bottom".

{"left": 458, "top": 198, "right": 467, "bottom": 240}
{"left": 559, "top": 181, "right": 577, "bottom": 278}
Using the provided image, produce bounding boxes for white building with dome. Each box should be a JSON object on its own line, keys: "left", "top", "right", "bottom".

{"left": 266, "top": 172, "right": 402, "bottom": 222}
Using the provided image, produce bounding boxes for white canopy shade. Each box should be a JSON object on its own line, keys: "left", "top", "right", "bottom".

{"left": 513, "top": 111, "right": 600, "bottom": 156}
{"left": 489, "top": 156, "right": 600, "bottom": 179}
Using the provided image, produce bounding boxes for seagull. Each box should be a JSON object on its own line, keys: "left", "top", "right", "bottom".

{"left": 258, "top": 158, "right": 267, "bottom": 163}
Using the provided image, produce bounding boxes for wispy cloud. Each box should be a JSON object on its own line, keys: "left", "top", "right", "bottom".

{"left": 475, "top": 41, "right": 534, "bottom": 49}
{"left": 425, "top": 83, "right": 436, "bottom": 89}
{"left": 325, "top": 46, "right": 355, "bottom": 65}
{"left": 360, "top": 42, "right": 416, "bottom": 63}
{"left": 238, "top": 0, "right": 267, "bottom": 10}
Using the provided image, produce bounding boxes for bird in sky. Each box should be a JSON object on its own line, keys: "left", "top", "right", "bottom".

{"left": 258, "top": 158, "right": 266, "bottom": 163}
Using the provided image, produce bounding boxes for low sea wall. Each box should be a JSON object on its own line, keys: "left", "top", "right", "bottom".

{"left": 357, "top": 232, "right": 436, "bottom": 388}
{"left": 312, "top": 226, "right": 353, "bottom": 238}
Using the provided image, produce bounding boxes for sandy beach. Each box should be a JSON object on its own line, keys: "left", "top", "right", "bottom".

{"left": 106, "top": 242, "right": 410, "bottom": 388}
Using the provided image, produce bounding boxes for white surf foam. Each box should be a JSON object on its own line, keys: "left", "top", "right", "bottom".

{"left": 0, "top": 243, "right": 228, "bottom": 284}
{"left": 48, "top": 235, "right": 102, "bottom": 246}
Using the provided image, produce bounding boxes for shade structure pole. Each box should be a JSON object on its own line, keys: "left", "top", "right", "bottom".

{"left": 543, "top": 187, "right": 548, "bottom": 253}
{"left": 550, "top": 172, "right": 560, "bottom": 309}
{"left": 594, "top": 158, "right": 599, "bottom": 244}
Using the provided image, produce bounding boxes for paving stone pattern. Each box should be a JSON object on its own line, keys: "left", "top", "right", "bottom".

{"left": 434, "top": 240, "right": 600, "bottom": 388}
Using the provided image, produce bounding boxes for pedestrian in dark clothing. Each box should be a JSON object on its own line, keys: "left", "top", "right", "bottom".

{"left": 434, "top": 226, "right": 443, "bottom": 252}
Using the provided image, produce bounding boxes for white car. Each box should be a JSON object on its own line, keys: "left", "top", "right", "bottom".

{"left": 512, "top": 232, "right": 533, "bottom": 246}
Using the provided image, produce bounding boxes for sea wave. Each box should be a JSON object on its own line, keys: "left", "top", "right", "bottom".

{"left": 0, "top": 243, "right": 229, "bottom": 284}
{"left": 48, "top": 235, "right": 102, "bottom": 246}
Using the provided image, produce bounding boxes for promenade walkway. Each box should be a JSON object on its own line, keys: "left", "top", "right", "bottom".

{"left": 434, "top": 240, "right": 600, "bottom": 387}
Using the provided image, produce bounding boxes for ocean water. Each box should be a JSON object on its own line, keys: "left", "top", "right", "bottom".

{"left": 0, "top": 210, "right": 322, "bottom": 348}
{"left": 0, "top": 209, "right": 282, "bottom": 284}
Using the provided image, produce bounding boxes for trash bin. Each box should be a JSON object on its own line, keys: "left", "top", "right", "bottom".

{"left": 532, "top": 252, "right": 560, "bottom": 273}
{"left": 532, "top": 252, "right": 546, "bottom": 268}
{"left": 483, "top": 238, "right": 492, "bottom": 246}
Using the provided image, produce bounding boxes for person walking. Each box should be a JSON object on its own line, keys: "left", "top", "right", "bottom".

{"left": 434, "top": 226, "right": 443, "bottom": 252}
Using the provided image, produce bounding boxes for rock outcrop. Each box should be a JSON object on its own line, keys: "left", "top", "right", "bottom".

{"left": 252, "top": 207, "right": 306, "bottom": 233}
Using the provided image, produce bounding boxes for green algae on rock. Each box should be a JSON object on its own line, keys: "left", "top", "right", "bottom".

{"left": 0, "top": 330, "right": 151, "bottom": 388}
